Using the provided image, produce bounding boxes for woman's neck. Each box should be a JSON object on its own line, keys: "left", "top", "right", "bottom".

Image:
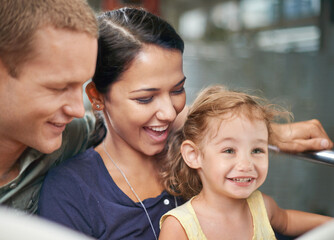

{"left": 95, "top": 133, "right": 164, "bottom": 201}
{"left": 99, "top": 132, "right": 156, "bottom": 167}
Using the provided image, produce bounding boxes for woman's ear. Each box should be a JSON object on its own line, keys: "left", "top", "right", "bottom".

{"left": 181, "top": 140, "right": 202, "bottom": 169}
{"left": 85, "top": 82, "right": 104, "bottom": 111}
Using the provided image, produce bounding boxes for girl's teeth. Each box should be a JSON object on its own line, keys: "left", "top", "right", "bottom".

{"left": 232, "top": 178, "right": 252, "bottom": 182}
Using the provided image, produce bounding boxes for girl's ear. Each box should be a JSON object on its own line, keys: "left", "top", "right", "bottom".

{"left": 181, "top": 140, "right": 202, "bottom": 169}
{"left": 85, "top": 82, "right": 104, "bottom": 111}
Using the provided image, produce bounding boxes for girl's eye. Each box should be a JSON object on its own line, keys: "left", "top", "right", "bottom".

{"left": 223, "top": 148, "right": 235, "bottom": 154}
{"left": 171, "top": 86, "right": 185, "bottom": 95}
{"left": 135, "top": 96, "right": 153, "bottom": 104}
{"left": 252, "top": 148, "right": 265, "bottom": 154}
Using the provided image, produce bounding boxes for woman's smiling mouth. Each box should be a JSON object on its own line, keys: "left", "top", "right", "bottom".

{"left": 144, "top": 125, "right": 169, "bottom": 141}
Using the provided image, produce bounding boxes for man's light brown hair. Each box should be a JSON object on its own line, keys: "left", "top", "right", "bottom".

{"left": 0, "top": 0, "right": 98, "bottom": 77}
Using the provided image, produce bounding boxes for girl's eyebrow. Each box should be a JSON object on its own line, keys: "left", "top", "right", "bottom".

{"left": 130, "top": 77, "right": 186, "bottom": 93}
{"left": 213, "top": 137, "right": 268, "bottom": 145}
{"left": 255, "top": 139, "right": 268, "bottom": 144}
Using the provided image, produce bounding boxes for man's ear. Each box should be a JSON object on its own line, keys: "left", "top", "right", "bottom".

{"left": 85, "top": 82, "right": 104, "bottom": 111}
{"left": 0, "top": 58, "right": 11, "bottom": 78}
{"left": 181, "top": 140, "right": 202, "bottom": 169}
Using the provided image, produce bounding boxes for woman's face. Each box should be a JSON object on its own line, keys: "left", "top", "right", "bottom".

{"left": 104, "top": 45, "right": 186, "bottom": 156}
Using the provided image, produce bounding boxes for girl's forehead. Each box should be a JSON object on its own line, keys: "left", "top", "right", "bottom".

{"left": 207, "top": 107, "right": 267, "bottom": 125}
{"left": 204, "top": 113, "right": 268, "bottom": 139}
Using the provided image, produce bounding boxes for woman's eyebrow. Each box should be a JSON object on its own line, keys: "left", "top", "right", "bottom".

{"left": 130, "top": 77, "right": 186, "bottom": 93}
{"left": 174, "top": 77, "right": 186, "bottom": 87}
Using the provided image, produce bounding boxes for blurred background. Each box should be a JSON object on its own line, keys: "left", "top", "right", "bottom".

{"left": 87, "top": 0, "right": 334, "bottom": 217}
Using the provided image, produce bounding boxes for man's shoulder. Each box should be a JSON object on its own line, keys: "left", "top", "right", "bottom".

{"left": 46, "top": 147, "right": 98, "bottom": 179}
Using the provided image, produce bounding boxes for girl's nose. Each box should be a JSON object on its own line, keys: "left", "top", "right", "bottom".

{"left": 235, "top": 158, "right": 253, "bottom": 172}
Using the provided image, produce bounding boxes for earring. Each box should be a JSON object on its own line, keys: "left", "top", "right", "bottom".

{"left": 96, "top": 104, "right": 100, "bottom": 109}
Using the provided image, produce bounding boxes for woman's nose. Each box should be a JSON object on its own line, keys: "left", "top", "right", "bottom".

{"left": 156, "top": 96, "right": 177, "bottom": 122}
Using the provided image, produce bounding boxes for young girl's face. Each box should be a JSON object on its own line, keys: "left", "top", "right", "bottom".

{"left": 198, "top": 113, "right": 269, "bottom": 200}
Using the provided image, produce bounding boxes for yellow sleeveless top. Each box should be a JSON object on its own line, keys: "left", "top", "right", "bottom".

{"left": 160, "top": 190, "right": 276, "bottom": 240}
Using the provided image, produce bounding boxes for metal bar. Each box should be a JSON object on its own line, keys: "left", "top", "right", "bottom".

{"left": 296, "top": 150, "right": 334, "bottom": 167}
{"left": 269, "top": 145, "right": 334, "bottom": 167}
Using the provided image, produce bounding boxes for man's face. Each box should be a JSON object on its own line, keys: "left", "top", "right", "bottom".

{"left": 0, "top": 26, "right": 97, "bottom": 153}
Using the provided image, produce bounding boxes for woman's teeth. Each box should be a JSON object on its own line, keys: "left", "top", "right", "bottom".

{"left": 148, "top": 125, "right": 168, "bottom": 132}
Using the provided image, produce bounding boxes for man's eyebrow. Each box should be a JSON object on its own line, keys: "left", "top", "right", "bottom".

{"left": 130, "top": 77, "right": 186, "bottom": 93}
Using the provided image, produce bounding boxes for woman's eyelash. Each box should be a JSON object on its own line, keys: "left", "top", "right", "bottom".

{"left": 135, "top": 87, "right": 185, "bottom": 103}
{"left": 172, "top": 86, "right": 185, "bottom": 94}
{"left": 135, "top": 96, "right": 153, "bottom": 104}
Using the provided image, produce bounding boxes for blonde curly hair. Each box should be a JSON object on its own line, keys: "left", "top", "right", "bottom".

{"left": 159, "top": 85, "right": 291, "bottom": 200}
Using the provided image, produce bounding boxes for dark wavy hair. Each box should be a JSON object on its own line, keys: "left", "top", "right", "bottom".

{"left": 92, "top": 7, "right": 184, "bottom": 94}
{"left": 90, "top": 7, "right": 184, "bottom": 146}
{"left": 93, "top": 7, "right": 184, "bottom": 145}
